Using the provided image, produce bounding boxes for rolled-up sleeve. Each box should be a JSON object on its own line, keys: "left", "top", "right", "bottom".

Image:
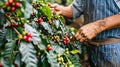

{"left": 70, "top": 0, "right": 84, "bottom": 19}
{"left": 114, "top": 0, "right": 120, "bottom": 13}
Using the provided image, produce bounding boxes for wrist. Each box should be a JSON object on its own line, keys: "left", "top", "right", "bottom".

{"left": 94, "top": 19, "right": 107, "bottom": 33}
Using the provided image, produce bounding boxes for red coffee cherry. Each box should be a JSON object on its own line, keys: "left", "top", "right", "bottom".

{"left": 22, "top": 33, "right": 33, "bottom": 42}
{"left": 35, "top": 17, "right": 43, "bottom": 24}
{"left": 27, "top": 37, "right": 32, "bottom": 42}
{"left": 11, "top": 23, "right": 18, "bottom": 27}
{"left": 15, "top": 2, "right": 21, "bottom": 8}
{"left": 26, "top": 33, "right": 32, "bottom": 38}
{"left": 63, "top": 36, "right": 69, "bottom": 44}
{"left": 47, "top": 45, "right": 52, "bottom": 51}
{"left": 6, "top": 2, "right": 10, "bottom": 6}
{"left": 22, "top": 36, "right": 27, "bottom": 40}
{"left": 11, "top": 6, "right": 16, "bottom": 12}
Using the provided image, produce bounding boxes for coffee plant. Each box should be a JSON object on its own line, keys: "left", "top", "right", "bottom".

{"left": 0, "top": 0, "right": 84, "bottom": 67}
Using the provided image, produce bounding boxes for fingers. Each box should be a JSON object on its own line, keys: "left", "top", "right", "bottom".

{"left": 75, "top": 29, "right": 89, "bottom": 42}
{"left": 49, "top": 3, "right": 58, "bottom": 8}
{"left": 49, "top": 3, "right": 62, "bottom": 15}
{"left": 51, "top": 8, "right": 56, "bottom": 14}
{"left": 75, "top": 32, "right": 82, "bottom": 40}
{"left": 75, "top": 32, "right": 85, "bottom": 42}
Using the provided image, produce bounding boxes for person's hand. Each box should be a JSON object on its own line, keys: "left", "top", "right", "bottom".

{"left": 75, "top": 22, "right": 102, "bottom": 42}
{"left": 48, "top": 3, "right": 73, "bottom": 18}
{"left": 48, "top": 3, "right": 64, "bottom": 15}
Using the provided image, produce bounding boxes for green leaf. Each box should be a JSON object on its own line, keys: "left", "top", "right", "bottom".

{"left": 0, "top": 28, "right": 6, "bottom": 47}
{"left": 38, "top": 4, "right": 52, "bottom": 20}
{"left": 41, "top": 22, "right": 53, "bottom": 35}
{"left": 24, "top": 24, "right": 41, "bottom": 45}
{"left": 14, "top": 53, "right": 21, "bottom": 67}
{"left": 16, "top": 9, "right": 23, "bottom": 17}
{"left": 5, "top": 28, "right": 17, "bottom": 42}
{"left": 39, "top": 54, "right": 50, "bottom": 67}
{"left": 40, "top": 34, "right": 49, "bottom": 46}
{"left": 69, "top": 28, "right": 77, "bottom": 35}
{"left": 54, "top": 20, "right": 60, "bottom": 29}
{"left": 70, "top": 50, "right": 80, "bottom": 54}
{"left": 21, "top": 1, "right": 33, "bottom": 19}
{"left": 0, "top": 10, "right": 5, "bottom": 28}
{"left": 52, "top": 44, "right": 65, "bottom": 55}
{"left": 43, "top": 5, "right": 52, "bottom": 20}
{"left": 58, "top": 16, "right": 65, "bottom": 24}
{"left": 68, "top": 55, "right": 81, "bottom": 67}
{"left": 73, "top": 41, "right": 82, "bottom": 54}
{"left": 38, "top": 43, "right": 46, "bottom": 50}
{"left": 0, "top": 0, "right": 5, "bottom": 8}
{"left": 58, "top": 20, "right": 67, "bottom": 34}
{"left": 46, "top": 51, "right": 59, "bottom": 67}
{"left": 21, "top": 1, "right": 26, "bottom": 9}
{"left": 19, "top": 42, "right": 38, "bottom": 67}
{"left": 1, "top": 40, "right": 16, "bottom": 67}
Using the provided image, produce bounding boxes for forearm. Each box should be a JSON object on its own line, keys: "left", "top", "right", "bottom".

{"left": 94, "top": 14, "right": 120, "bottom": 33}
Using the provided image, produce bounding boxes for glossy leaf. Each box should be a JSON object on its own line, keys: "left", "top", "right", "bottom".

{"left": 0, "top": 29, "right": 6, "bottom": 47}
{"left": 19, "top": 42, "right": 38, "bottom": 67}
{"left": 54, "top": 20, "right": 60, "bottom": 29}
{"left": 21, "top": 1, "right": 33, "bottom": 19}
{"left": 46, "top": 51, "right": 59, "bottom": 67}
{"left": 0, "top": 10, "right": 5, "bottom": 28}
{"left": 5, "top": 28, "right": 17, "bottom": 42}
{"left": 68, "top": 55, "right": 81, "bottom": 67}
{"left": 41, "top": 22, "right": 53, "bottom": 35}
{"left": 1, "top": 40, "right": 16, "bottom": 67}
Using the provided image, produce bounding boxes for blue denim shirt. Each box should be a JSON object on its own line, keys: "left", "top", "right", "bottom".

{"left": 71, "top": 0, "right": 120, "bottom": 67}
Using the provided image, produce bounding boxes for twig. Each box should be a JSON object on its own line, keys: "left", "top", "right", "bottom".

{"left": 13, "top": 27, "right": 21, "bottom": 35}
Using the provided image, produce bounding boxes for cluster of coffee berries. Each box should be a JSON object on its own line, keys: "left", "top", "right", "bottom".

{"left": 35, "top": 17, "right": 43, "bottom": 24}
{"left": 32, "top": 2, "right": 41, "bottom": 8}
{"left": 9, "top": 23, "right": 18, "bottom": 27}
{"left": 64, "top": 48, "right": 69, "bottom": 54}
{"left": 22, "top": 33, "right": 32, "bottom": 42}
{"left": 53, "top": 35, "right": 60, "bottom": 42}
{"left": 63, "top": 36, "right": 69, "bottom": 44}
{"left": 47, "top": 45, "right": 52, "bottom": 51}
{"left": 56, "top": 54, "right": 64, "bottom": 64}
{"left": 5, "top": 0, "right": 21, "bottom": 12}
{"left": 67, "top": 61, "right": 74, "bottom": 67}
